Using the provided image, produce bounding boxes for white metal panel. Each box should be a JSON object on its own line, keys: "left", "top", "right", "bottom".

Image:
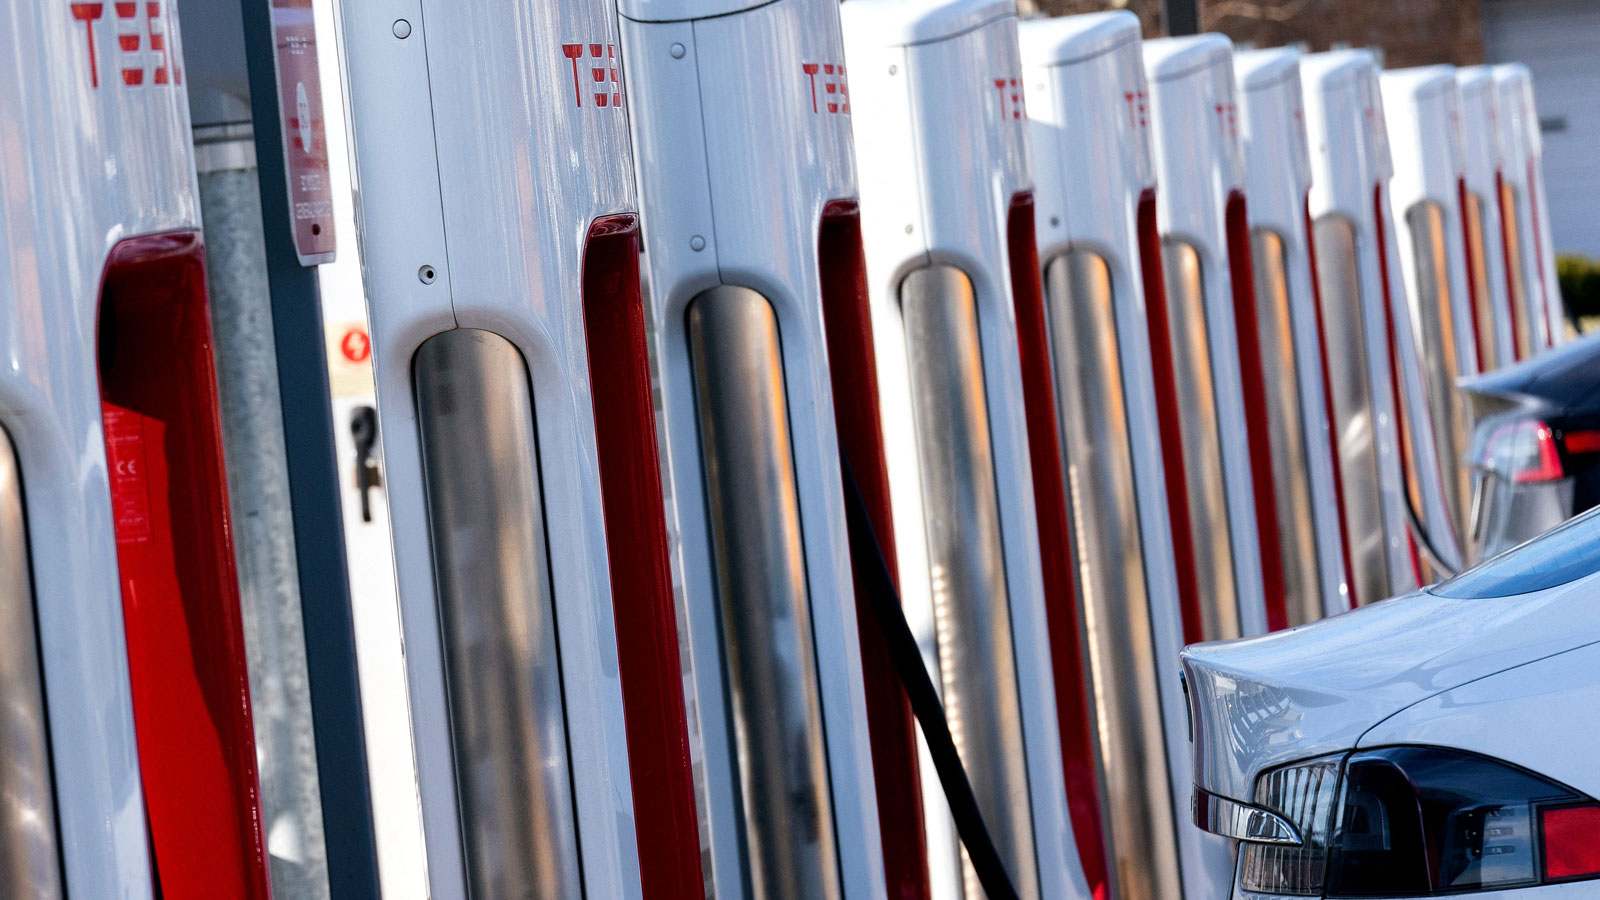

{"left": 1303, "top": 51, "right": 1418, "bottom": 595}
{"left": 1022, "top": 13, "right": 1191, "bottom": 900}
{"left": 844, "top": 4, "right": 1082, "bottom": 898}
{"left": 623, "top": 0, "right": 887, "bottom": 895}
{"left": 1140, "top": 32, "right": 1254, "bottom": 900}
{"left": 1494, "top": 64, "right": 1561, "bottom": 350}
{"left": 1384, "top": 67, "right": 1486, "bottom": 572}
{"left": 1483, "top": 0, "right": 1600, "bottom": 258}
{"left": 1237, "top": 47, "right": 1350, "bottom": 620}
{"left": 1457, "top": 66, "right": 1519, "bottom": 367}
{"left": 1143, "top": 34, "right": 1270, "bottom": 645}
{"left": 335, "top": 0, "right": 646, "bottom": 893}
{"left": 0, "top": 2, "right": 203, "bottom": 898}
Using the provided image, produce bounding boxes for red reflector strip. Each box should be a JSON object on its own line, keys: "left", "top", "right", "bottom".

{"left": 1005, "top": 192, "right": 1111, "bottom": 900}
{"left": 98, "top": 231, "right": 270, "bottom": 900}
{"left": 1137, "top": 189, "right": 1209, "bottom": 644}
{"left": 817, "top": 199, "right": 933, "bottom": 900}
{"left": 580, "top": 214, "right": 706, "bottom": 900}
{"left": 1303, "top": 199, "right": 1359, "bottom": 609}
{"left": 1542, "top": 804, "right": 1600, "bottom": 880}
{"left": 1224, "top": 191, "right": 1290, "bottom": 633}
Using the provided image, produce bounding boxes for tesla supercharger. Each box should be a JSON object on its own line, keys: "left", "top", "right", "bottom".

{"left": 1456, "top": 66, "right": 1520, "bottom": 369}
{"left": 621, "top": 0, "right": 890, "bottom": 896}
{"left": 1381, "top": 65, "right": 1482, "bottom": 548}
{"left": 1141, "top": 33, "right": 1287, "bottom": 897}
{"left": 1494, "top": 64, "right": 1562, "bottom": 351}
{"left": 1302, "top": 50, "right": 1458, "bottom": 601}
{"left": 1235, "top": 47, "right": 1354, "bottom": 620}
{"left": 1142, "top": 36, "right": 1285, "bottom": 638}
{"left": 336, "top": 0, "right": 706, "bottom": 895}
{"left": 1019, "top": 12, "right": 1195, "bottom": 900}
{"left": 842, "top": 2, "right": 1091, "bottom": 899}
{"left": 2, "top": 1, "right": 271, "bottom": 898}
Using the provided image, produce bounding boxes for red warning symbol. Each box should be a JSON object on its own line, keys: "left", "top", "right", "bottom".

{"left": 340, "top": 327, "right": 371, "bottom": 364}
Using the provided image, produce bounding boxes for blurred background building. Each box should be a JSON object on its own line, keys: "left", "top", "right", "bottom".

{"left": 1029, "top": 0, "right": 1598, "bottom": 270}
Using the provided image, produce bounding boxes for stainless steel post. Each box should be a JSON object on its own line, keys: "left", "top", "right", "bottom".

{"left": 686, "top": 286, "right": 842, "bottom": 900}
{"left": 1041, "top": 250, "right": 1179, "bottom": 900}
{"left": 0, "top": 432, "right": 61, "bottom": 900}
{"left": 1159, "top": 242, "right": 1241, "bottom": 640}
{"left": 900, "top": 265, "right": 1039, "bottom": 900}
{"left": 1312, "top": 216, "right": 1393, "bottom": 604}
{"left": 1249, "top": 230, "right": 1323, "bottom": 626}
{"left": 1403, "top": 202, "right": 1472, "bottom": 540}
{"left": 413, "top": 329, "right": 582, "bottom": 900}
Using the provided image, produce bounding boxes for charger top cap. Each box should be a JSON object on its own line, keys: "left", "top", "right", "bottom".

{"left": 1143, "top": 33, "right": 1233, "bottom": 83}
{"left": 1384, "top": 64, "right": 1459, "bottom": 101}
{"left": 1235, "top": 45, "right": 1301, "bottom": 92}
{"left": 839, "top": 0, "right": 1015, "bottom": 48}
{"left": 1303, "top": 48, "right": 1381, "bottom": 90}
{"left": 1016, "top": 9, "right": 1139, "bottom": 66}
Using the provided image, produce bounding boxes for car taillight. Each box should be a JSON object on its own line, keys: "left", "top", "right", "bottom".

{"left": 1234, "top": 747, "right": 1599, "bottom": 897}
{"left": 1483, "top": 419, "right": 1563, "bottom": 484}
{"left": 1238, "top": 754, "right": 1344, "bottom": 896}
{"left": 1542, "top": 804, "right": 1600, "bottom": 881}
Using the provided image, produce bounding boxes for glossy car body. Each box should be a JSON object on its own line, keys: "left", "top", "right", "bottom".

{"left": 1181, "top": 505, "right": 1600, "bottom": 898}
{"left": 1460, "top": 331, "right": 1600, "bottom": 563}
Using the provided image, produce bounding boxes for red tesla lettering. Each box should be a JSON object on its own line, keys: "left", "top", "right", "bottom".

{"left": 1214, "top": 102, "right": 1238, "bottom": 138}
{"left": 1123, "top": 89, "right": 1149, "bottom": 129}
{"left": 148, "top": 2, "right": 178, "bottom": 84}
{"left": 994, "top": 77, "right": 1024, "bottom": 121}
{"left": 802, "top": 62, "right": 849, "bottom": 116}
{"left": 115, "top": 2, "right": 144, "bottom": 85}
{"left": 563, "top": 43, "right": 585, "bottom": 107}
{"left": 562, "top": 42, "right": 622, "bottom": 110}
{"left": 71, "top": 3, "right": 105, "bottom": 87}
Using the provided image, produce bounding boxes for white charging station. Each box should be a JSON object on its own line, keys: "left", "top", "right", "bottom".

{"left": 1143, "top": 34, "right": 1284, "bottom": 639}
{"left": 1456, "top": 66, "right": 1520, "bottom": 368}
{"left": 843, "top": 1, "right": 1090, "bottom": 898}
{"left": 1495, "top": 63, "right": 1562, "bottom": 352}
{"left": 621, "top": 0, "right": 889, "bottom": 895}
{"left": 1382, "top": 65, "right": 1482, "bottom": 548}
{"left": 1236, "top": 47, "right": 1354, "bottom": 621}
{"left": 1142, "top": 32, "right": 1283, "bottom": 899}
{"left": 337, "top": 0, "right": 708, "bottom": 895}
{"left": 1021, "top": 12, "right": 1190, "bottom": 900}
{"left": 1303, "top": 49, "right": 1452, "bottom": 601}
{"left": 2, "top": 2, "right": 271, "bottom": 898}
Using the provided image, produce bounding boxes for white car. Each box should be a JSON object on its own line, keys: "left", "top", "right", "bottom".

{"left": 1182, "top": 506, "right": 1600, "bottom": 897}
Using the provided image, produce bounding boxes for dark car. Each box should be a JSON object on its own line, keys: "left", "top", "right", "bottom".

{"left": 1459, "top": 331, "right": 1600, "bottom": 562}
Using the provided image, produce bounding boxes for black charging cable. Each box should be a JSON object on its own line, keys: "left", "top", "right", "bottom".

{"left": 839, "top": 453, "right": 1022, "bottom": 900}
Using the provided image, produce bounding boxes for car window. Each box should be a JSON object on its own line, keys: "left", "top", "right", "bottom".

{"left": 1430, "top": 505, "right": 1600, "bottom": 598}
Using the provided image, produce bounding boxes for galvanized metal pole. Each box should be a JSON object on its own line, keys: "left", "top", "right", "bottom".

{"left": 232, "top": 1, "right": 383, "bottom": 896}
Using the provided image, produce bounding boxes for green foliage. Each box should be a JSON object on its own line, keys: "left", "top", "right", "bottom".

{"left": 1557, "top": 254, "right": 1600, "bottom": 322}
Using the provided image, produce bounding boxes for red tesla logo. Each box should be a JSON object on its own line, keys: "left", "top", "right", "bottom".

{"left": 562, "top": 43, "right": 623, "bottom": 109}
{"left": 803, "top": 62, "right": 849, "bottom": 115}
{"left": 340, "top": 327, "right": 371, "bottom": 364}
{"left": 71, "top": 1, "right": 181, "bottom": 89}
{"left": 994, "top": 77, "right": 1025, "bottom": 121}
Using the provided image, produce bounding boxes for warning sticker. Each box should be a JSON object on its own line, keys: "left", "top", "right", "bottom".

{"left": 102, "top": 405, "right": 152, "bottom": 544}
